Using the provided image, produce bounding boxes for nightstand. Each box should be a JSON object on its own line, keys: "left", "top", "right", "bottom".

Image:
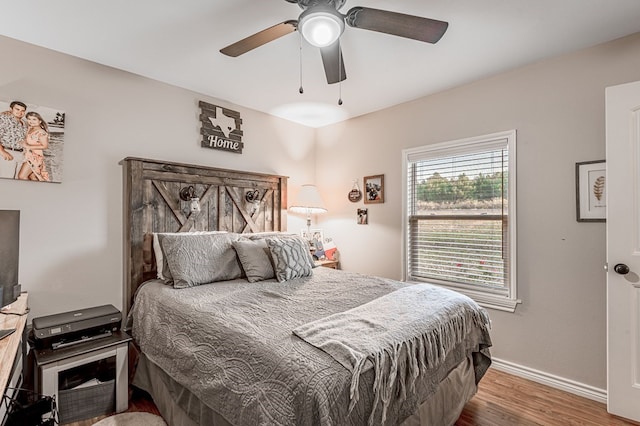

{"left": 34, "top": 330, "right": 131, "bottom": 424}
{"left": 315, "top": 259, "right": 339, "bottom": 269}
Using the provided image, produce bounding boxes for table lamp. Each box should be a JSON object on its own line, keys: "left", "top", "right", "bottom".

{"left": 289, "top": 184, "right": 327, "bottom": 241}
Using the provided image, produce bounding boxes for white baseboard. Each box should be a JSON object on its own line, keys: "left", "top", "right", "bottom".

{"left": 490, "top": 357, "right": 607, "bottom": 404}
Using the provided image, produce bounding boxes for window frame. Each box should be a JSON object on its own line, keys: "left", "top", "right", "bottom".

{"left": 401, "top": 130, "right": 520, "bottom": 312}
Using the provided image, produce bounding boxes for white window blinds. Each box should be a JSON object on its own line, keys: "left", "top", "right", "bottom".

{"left": 403, "top": 131, "right": 518, "bottom": 310}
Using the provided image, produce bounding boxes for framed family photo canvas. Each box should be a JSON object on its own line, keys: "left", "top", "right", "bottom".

{"left": 0, "top": 99, "right": 65, "bottom": 183}
{"left": 364, "top": 174, "right": 384, "bottom": 204}
{"left": 576, "top": 160, "right": 606, "bottom": 222}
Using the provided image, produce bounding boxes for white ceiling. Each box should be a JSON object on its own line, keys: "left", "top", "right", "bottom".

{"left": 1, "top": 1, "right": 640, "bottom": 128}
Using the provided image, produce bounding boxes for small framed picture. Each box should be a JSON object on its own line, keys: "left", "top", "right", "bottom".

{"left": 301, "top": 229, "right": 324, "bottom": 249}
{"left": 576, "top": 160, "right": 606, "bottom": 222}
{"left": 357, "top": 208, "right": 368, "bottom": 225}
{"left": 364, "top": 174, "right": 384, "bottom": 204}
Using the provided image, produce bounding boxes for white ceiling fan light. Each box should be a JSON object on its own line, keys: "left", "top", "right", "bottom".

{"left": 298, "top": 5, "right": 345, "bottom": 47}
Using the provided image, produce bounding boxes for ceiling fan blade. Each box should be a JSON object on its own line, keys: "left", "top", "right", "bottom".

{"left": 345, "top": 7, "right": 448, "bottom": 44}
{"left": 320, "top": 42, "right": 347, "bottom": 84}
{"left": 220, "top": 20, "right": 297, "bottom": 57}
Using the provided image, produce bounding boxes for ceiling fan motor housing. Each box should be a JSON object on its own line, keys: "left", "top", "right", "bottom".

{"left": 287, "top": 0, "right": 347, "bottom": 11}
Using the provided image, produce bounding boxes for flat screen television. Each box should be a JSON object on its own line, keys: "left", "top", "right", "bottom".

{"left": 0, "top": 210, "right": 20, "bottom": 340}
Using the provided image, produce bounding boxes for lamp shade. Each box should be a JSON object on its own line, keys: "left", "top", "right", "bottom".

{"left": 290, "top": 184, "right": 327, "bottom": 214}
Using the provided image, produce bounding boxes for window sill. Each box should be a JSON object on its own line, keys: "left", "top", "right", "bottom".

{"left": 406, "top": 280, "right": 521, "bottom": 313}
{"left": 460, "top": 289, "right": 521, "bottom": 312}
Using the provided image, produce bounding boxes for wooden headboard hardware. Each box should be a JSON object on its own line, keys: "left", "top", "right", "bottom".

{"left": 121, "top": 157, "right": 288, "bottom": 319}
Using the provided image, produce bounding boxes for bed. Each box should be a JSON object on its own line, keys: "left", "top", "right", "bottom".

{"left": 121, "top": 158, "right": 492, "bottom": 426}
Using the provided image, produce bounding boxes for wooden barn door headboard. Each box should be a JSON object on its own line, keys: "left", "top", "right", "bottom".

{"left": 121, "top": 157, "right": 288, "bottom": 319}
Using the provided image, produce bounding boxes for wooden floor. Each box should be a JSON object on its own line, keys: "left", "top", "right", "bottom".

{"left": 68, "top": 368, "right": 639, "bottom": 426}
{"left": 456, "top": 369, "right": 639, "bottom": 426}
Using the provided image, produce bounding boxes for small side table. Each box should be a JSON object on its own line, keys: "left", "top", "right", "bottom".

{"left": 0, "top": 293, "right": 29, "bottom": 422}
{"left": 34, "top": 330, "right": 131, "bottom": 423}
{"left": 315, "top": 259, "right": 340, "bottom": 269}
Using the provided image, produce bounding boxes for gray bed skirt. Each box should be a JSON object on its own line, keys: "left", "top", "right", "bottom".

{"left": 132, "top": 353, "right": 477, "bottom": 426}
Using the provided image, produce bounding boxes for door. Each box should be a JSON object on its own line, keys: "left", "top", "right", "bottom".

{"left": 606, "top": 79, "right": 640, "bottom": 421}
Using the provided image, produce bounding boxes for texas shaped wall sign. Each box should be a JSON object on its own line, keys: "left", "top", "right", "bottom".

{"left": 199, "top": 100, "right": 244, "bottom": 154}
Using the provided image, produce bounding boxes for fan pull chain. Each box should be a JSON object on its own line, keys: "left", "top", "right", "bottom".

{"left": 338, "top": 38, "right": 343, "bottom": 106}
{"left": 299, "top": 33, "right": 304, "bottom": 94}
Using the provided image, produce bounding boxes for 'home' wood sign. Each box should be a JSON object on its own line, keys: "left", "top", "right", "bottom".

{"left": 199, "top": 101, "right": 244, "bottom": 154}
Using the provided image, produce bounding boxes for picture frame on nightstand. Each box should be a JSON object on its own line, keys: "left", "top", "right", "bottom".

{"left": 301, "top": 229, "right": 324, "bottom": 250}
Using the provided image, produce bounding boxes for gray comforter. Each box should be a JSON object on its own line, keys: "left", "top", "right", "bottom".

{"left": 131, "top": 267, "right": 492, "bottom": 426}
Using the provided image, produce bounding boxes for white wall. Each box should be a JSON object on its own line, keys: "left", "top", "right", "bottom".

{"left": 315, "top": 32, "right": 640, "bottom": 390}
{"left": 0, "top": 35, "right": 316, "bottom": 319}
{"left": 4, "top": 27, "right": 640, "bottom": 394}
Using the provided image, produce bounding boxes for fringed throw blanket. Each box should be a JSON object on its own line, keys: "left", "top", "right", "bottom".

{"left": 293, "top": 283, "right": 492, "bottom": 425}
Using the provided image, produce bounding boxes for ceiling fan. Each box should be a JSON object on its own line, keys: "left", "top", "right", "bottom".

{"left": 220, "top": 0, "right": 448, "bottom": 85}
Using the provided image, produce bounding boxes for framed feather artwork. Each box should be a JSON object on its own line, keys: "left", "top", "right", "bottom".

{"left": 576, "top": 160, "right": 606, "bottom": 222}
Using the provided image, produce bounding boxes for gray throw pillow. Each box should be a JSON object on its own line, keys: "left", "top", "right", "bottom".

{"left": 247, "top": 231, "right": 297, "bottom": 240}
{"left": 250, "top": 232, "right": 316, "bottom": 268}
{"left": 233, "top": 239, "right": 275, "bottom": 283}
{"left": 161, "top": 232, "right": 243, "bottom": 288}
{"left": 153, "top": 231, "right": 227, "bottom": 282}
{"left": 266, "top": 236, "right": 314, "bottom": 282}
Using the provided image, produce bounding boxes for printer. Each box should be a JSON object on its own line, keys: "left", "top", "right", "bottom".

{"left": 32, "top": 304, "right": 122, "bottom": 350}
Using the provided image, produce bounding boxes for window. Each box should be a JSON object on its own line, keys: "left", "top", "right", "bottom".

{"left": 402, "top": 130, "right": 519, "bottom": 312}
